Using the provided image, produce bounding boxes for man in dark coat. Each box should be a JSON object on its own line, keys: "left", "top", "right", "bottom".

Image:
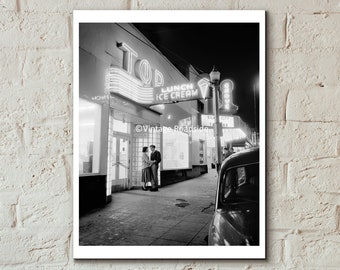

{"left": 222, "top": 146, "right": 234, "bottom": 161}
{"left": 150, "top": 145, "right": 161, "bottom": 191}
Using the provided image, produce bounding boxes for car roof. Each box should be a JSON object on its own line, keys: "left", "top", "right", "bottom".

{"left": 221, "top": 147, "right": 259, "bottom": 171}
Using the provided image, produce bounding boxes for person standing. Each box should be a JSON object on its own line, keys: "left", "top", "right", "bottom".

{"left": 222, "top": 146, "right": 234, "bottom": 161}
{"left": 149, "top": 145, "right": 161, "bottom": 192}
{"left": 141, "top": 146, "right": 154, "bottom": 191}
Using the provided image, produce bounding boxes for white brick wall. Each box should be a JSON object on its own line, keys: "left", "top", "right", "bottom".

{"left": 131, "top": 0, "right": 237, "bottom": 10}
{"left": 1, "top": 0, "right": 339, "bottom": 268}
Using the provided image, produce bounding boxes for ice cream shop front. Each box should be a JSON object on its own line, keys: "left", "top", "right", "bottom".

{"left": 79, "top": 23, "right": 209, "bottom": 215}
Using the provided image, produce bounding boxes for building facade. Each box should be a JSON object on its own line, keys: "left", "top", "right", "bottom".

{"left": 79, "top": 23, "right": 211, "bottom": 214}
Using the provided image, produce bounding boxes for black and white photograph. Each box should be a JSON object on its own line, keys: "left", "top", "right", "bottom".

{"left": 73, "top": 10, "right": 265, "bottom": 259}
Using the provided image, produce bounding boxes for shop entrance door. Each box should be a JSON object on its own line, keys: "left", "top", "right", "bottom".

{"left": 110, "top": 135, "right": 130, "bottom": 191}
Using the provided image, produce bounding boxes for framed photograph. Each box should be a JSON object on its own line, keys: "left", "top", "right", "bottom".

{"left": 73, "top": 10, "right": 265, "bottom": 259}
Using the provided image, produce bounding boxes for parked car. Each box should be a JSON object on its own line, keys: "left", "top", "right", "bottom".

{"left": 208, "top": 147, "right": 259, "bottom": 246}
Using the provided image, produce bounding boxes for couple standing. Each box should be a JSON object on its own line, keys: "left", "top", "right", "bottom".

{"left": 141, "top": 145, "right": 161, "bottom": 192}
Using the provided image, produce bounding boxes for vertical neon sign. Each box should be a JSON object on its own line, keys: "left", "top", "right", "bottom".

{"left": 220, "top": 79, "right": 234, "bottom": 111}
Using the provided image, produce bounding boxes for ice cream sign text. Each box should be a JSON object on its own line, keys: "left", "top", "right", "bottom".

{"left": 154, "top": 81, "right": 210, "bottom": 103}
{"left": 108, "top": 42, "right": 211, "bottom": 105}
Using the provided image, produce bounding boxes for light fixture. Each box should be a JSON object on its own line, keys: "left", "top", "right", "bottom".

{"left": 209, "top": 66, "right": 221, "bottom": 83}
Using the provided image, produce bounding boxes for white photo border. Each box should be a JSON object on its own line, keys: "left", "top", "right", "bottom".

{"left": 73, "top": 10, "right": 266, "bottom": 259}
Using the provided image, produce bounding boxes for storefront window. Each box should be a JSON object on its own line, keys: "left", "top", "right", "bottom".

{"left": 79, "top": 99, "right": 101, "bottom": 174}
{"left": 112, "top": 118, "right": 129, "bottom": 133}
{"left": 162, "top": 129, "right": 189, "bottom": 170}
{"left": 131, "top": 125, "right": 161, "bottom": 186}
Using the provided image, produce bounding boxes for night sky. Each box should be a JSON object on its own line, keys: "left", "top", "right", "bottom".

{"left": 133, "top": 23, "right": 259, "bottom": 130}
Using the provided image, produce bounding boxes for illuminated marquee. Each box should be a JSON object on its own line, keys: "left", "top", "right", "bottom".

{"left": 106, "top": 42, "right": 212, "bottom": 105}
{"left": 201, "top": 114, "right": 235, "bottom": 128}
{"left": 105, "top": 67, "right": 154, "bottom": 104}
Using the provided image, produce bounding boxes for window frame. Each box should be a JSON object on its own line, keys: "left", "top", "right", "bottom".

{"left": 218, "top": 162, "right": 259, "bottom": 208}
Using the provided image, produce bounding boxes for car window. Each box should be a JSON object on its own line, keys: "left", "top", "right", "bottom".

{"left": 222, "top": 169, "right": 237, "bottom": 200}
{"left": 220, "top": 163, "right": 259, "bottom": 205}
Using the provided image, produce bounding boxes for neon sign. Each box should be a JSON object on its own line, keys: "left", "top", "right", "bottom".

{"left": 154, "top": 79, "right": 210, "bottom": 103}
{"left": 105, "top": 67, "right": 154, "bottom": 104}
{"left": 201, "top": 114, "right": 235, "bottom": 128}
{"left": 117, "top": 42, "right": 137, "bottom": 74}
{"left": 134, "top": 59, "right": 152, "bottom": 85}
{"left": 106, "top": 42, "right": 212, "bottom": 105}
{"left": 154, "top": 69, "right": 164, "bottom": 87}
{"left": 117, "top": 42, "right": 164, "bottom": 88}
{"left": 219, "top": 79, "right": 238, "bottom": 113}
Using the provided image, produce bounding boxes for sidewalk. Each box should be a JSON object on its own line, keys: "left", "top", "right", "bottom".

{"left": 79, "top": 169, "right": 218, "bottom": 246}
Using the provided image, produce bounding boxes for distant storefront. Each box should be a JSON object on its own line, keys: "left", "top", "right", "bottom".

{"left": 200, "top": 114, "right": 253, "bottom": 167}
{"left": 79, "top": 23, "right": 209, "bottom": 214}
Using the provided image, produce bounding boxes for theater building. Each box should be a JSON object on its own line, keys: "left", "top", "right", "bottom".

{"left": 79, "top": 23, "right": 212, "bottom": 214}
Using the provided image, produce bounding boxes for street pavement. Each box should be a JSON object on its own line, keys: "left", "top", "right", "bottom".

{"left": 79, "top": 169, "right": 218, "bottom": 246}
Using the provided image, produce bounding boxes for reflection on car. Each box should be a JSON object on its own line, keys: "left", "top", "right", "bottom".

{"left": 208, "top": 147, "right": 259, "bottom": 246}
